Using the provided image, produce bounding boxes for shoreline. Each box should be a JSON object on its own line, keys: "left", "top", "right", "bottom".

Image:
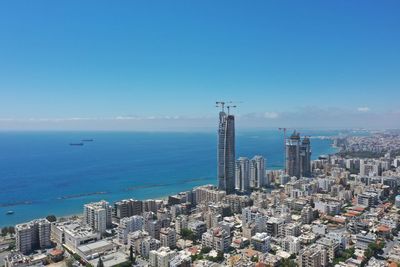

{"left": 0, "top": 132, "right": 337, "bottom": 227}
{"left": 0, "top": 191, "right": 180, "bottom": 227}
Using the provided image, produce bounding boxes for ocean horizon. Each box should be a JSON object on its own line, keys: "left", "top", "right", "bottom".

{"left": 0, "top": 130, "right": 338, "bottom": 226}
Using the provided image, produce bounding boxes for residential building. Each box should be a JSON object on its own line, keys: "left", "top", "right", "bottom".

{"left": 193, "top": 185, "right": 226, "bottom": 205}
{"left": 266, "top": 217, "right": 284, "bottom": 237}
{"left": 251, "top": 232, "right": 271, "bottom": 253}
{"left": 298, "top": 244, "right": 328, "bottom": 267}
{"left": 201, "top": 227, "right": 231, "bottom": 252}
{"left": 250, "top": 155, "right": 266, "bottom": 188}
{"left": 83, "top": 200, "right": 112, "bottom": 234}
{"left": 188, "top": 221, "right": 206, "bottom": 240}
{"left": 114, "top": 199, "right": 143, "bottom": 220}
{"left": 281, "top": 236, "right": 301, "bottom": 254}
{"left": 355, "top": 232, "right": 377, "bottom": 250}
{"left": 175, "top": 215, "right": 188, "bottom": 235}
{"left": 118, "top": 215, "right": 144, "bottom": 245}
{"left": 15, "top": 219, "right": 51, "bottom": 254}
{"left": 145, "top": 220, "right": 161, "bottom": 240}
{"left": 301, "top": 205, "right": 314, "bottom": 224}
{"left": 149, "top": 247, "right": 177, "bottom": 267}
{"left": 316, "top": 237, "right": 340, "bottom": 264}
{"left": 160, "top": 227, "right": 177, "bottom": 249}
{"left": 284, "top": 223, "right": 300, "bottom": 237}
{"left": 235, "top": 157, "right": 250, "bottom": 193}
{"left": 223, "top": 194, "right": 252, "bottom": 214}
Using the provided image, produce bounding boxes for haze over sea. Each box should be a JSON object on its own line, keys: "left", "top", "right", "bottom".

{"left": 0, "top": 130, "right": 338, "bottom": 226}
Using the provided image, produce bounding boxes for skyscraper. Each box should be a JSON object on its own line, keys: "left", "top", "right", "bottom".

{"left": 286, "top": 131, "right": 312, "bottom": 178}
{"left": 235, "top": 157, "right": 250, "bottom": 193}
{"left": 286, "top": 131, "right": 301, "bottom": 178}
{"left": 300, "top": 136, "right": 312, "bottom": 177}
{"left": 217, "top": 109, "right": 236, "bottom": 194}
{"left": 250, "top": 155, "right": 266, "bottom": 188}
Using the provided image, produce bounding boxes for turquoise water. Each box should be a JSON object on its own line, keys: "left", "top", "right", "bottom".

{"left": 0, "top": 130, "right": 337, "bottom": 226}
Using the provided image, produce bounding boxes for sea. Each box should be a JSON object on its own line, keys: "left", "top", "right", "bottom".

{"left": 0, "top": 130, "right": 339, "bottom": 227}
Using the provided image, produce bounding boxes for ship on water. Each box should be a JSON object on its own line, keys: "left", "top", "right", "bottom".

{"left": 6, "top": 211, "right": 14, "bottom": 215}
{"left": 81, "top": 139, "right": 94, "bottom": 142}
{"left": 69, "top": 143, "right": 84, "bottom": 146}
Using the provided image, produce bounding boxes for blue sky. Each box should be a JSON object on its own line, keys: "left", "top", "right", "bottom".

{"left": 0, "top": 1, "right": 399, "bottom": 130}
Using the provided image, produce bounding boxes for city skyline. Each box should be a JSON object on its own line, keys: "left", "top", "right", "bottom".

{"left": 1, "top": 1, "right": 400, "bottom": 130}
{"left": 3, "top": 2, "right": 400, "bottom": 267}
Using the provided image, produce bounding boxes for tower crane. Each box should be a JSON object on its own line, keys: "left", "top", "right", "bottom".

{"left": 215, "top": 101, "right": 226, "bottom": 112}
{"left": 216, "top": 101, "right": 241, "bottom": 114}
{"left": 226, "top": 105, "right": 237, "bottom": 115}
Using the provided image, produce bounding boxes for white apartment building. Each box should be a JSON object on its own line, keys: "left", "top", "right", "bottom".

{"left": 174, "top": 215, "right": 188, "bottom": 235}
{"left": 298, "top": 244, "right": 328, "bottom": 267}
{"left": 160, "top": 227, "right": 177, "bottom": 249}
{"left": 235, "top": 157, "right": 250, "bottom": 193}
{"left": 193, "top": 185, "right": 226, "bottom": 205}
{"left": 118, "top": 215, "right": 144, "bottom": 245}
{"left": 251, "top": 232, "right": 271, "bottom": 253}
{"left": 201, "top": 227, "right": 231, "bottom": 252}
{"left": 281, "top": 236, "right": 301, "bottom": 254}
{"left": 83, "top": 200, "right": 112, "bottom": 234}
{"left": 149, "top": 247, "right": 177, "bottom": 267}
{"left": 250, "top": 155, "right": 266, "bottom": 188}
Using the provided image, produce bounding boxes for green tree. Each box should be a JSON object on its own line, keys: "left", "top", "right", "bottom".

{"left": 201, "top": 247, "right": 212, "bottom": 254}
{"left": 1, "top": 227, "right": 7, "bottom": 236}
{"left": 65, "top": 258, "right": 74, "bottom": 267}
{"left": 362, "top": 241, "right": 386, "bottom": 266}
{"left": 7, "top": 241, "right": 15, "bottom": 251}
{"left": 216, "top": 251, "right": 224, "bottom": 262}
{"left": 281, "top": 258, "right": 297, "bottom": 267}
{"left": 8, "top": 226, "right": 15, "bottom": 234}
{"left": 115, "top": 262, "right": 133, "bottom": 267}
{"left": 191, "top": 253, "right": 203, "bottom": 261}
{"left": 46, "top": 215, "right": 57, "bottom": 222}
{"left": 181, "top": 228, "right": 195, "bottom": 241}
{"left": 72, "top": 253, "right": 81, "bottom": 261}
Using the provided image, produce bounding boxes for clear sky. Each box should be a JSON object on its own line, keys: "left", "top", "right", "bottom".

{"left": 0, "top": 1, "right": 399, "bottom": 130}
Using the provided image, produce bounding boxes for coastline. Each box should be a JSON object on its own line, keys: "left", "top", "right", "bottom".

{"left": 0, "top": 131, "right": 337, "bottom": 227}
{"left": 0, "top": 191, "right": 184, "bottom": 227}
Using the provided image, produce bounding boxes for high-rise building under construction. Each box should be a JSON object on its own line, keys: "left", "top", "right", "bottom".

{"left": 217, "top": 109, "right": 236, "bottom": 194}
{"left": 286, "top": 131, "right": 311, "bottom": 178}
